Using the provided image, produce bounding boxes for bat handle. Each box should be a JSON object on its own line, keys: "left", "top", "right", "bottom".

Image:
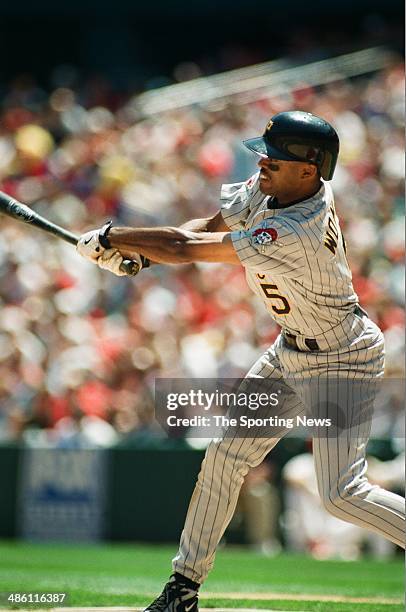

{"left": 120, "top": 259, "right": 141, "bottom": 276}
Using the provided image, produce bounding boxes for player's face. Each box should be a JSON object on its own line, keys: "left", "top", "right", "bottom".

{"left": 257, "top": 156, "right": 315, "bottom": 197}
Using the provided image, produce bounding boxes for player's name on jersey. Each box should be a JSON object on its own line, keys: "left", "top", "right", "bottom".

{"left": 166, "top": 415, "right": 332, "bottom": 429}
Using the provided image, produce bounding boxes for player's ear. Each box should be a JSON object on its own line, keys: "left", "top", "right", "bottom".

{"left": 301, "top": 164, "right": 318, "bottom": 179}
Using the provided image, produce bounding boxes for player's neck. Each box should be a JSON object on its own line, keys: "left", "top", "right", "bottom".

{"left": 270, "top": 180, "right": 322, "bottom": 208}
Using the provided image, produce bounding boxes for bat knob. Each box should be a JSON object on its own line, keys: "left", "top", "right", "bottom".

{"left": 120, "top": 259, "right": 141, "bottom": 276}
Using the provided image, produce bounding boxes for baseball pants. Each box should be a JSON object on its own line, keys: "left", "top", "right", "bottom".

{"left": 172, "top": 319, "right": 405, "bottom": 582}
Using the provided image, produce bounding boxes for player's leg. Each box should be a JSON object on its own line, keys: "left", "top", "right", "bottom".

{"left": 310, "top": 329, "right": 405, "bottom": 548}
{"left": 144, "top": 341, "right": 305, "bottom": 611}
{"left": 312, "top": 394, "right": 405, "bottom": 548}
{"left": 172, "top": 342, "right": 305, "bottom": 583}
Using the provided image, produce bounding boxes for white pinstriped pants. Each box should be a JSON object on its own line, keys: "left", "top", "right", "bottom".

{"left": 173, "top": 318, "right": 405, "bottom": 582}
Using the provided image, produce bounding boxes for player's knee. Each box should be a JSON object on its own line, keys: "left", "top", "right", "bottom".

{"left": 320, "top": 485, "right": 357, "bottom": 519}
{"left": 320, "top": 494, "right": 345, "bottom": 518}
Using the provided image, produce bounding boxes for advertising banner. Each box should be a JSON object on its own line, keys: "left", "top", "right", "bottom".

{"left": 18, "top": 448, "right": 107, "bottom": 541}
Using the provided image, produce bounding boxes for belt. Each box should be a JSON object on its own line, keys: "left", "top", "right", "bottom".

{"left": 283, "top": 332, "right": 320, "bottom": 351}
{"left": 283, "top": 305, "right": 367, "bottom": 352}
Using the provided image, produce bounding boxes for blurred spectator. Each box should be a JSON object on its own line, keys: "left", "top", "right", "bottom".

{"left": 113, "top": 389, "right": 170, "bottom": 448}
{"left": 282, "top": 448, "right": 405, "bottom": 559}
{"left": 282, "top": 452, "right": 366, "bottom": 560}
{"left": 51, "top": 406, "right": 118, "bottom": 449}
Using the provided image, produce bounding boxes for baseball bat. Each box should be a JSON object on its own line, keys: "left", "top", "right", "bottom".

{"left": 0, "top": 191, "right": 140, "bottom": 276}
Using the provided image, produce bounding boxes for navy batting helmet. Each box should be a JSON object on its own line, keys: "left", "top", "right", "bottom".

{"left": 243, "top": 111, "right": 340, "bottom": 181}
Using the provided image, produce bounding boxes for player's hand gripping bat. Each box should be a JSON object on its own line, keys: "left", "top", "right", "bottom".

{"left": 0, "top": 191, "right": 140, "bottom": 276}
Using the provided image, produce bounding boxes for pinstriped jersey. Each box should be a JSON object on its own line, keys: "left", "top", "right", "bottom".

{"left": 220, "top": 172, "right": 359, "bottom": 340}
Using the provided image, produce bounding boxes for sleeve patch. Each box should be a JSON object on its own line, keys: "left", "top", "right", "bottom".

{"left": 252, "top": 227, "right": 278, "bottom": 245}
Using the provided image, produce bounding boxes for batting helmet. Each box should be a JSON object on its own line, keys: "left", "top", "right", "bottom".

{"left": 243, "top": 111, "right": 339, "bottom": 181}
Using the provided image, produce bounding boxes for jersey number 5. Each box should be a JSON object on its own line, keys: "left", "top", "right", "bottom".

{"left": 259, "top": 283, "right": 291, "bottom": 315}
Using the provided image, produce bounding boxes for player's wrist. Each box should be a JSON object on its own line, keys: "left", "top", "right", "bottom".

{"left": 99, "top": 220, "right": 113, "bottom": 249}
{"left": 106, "top": 224, "right": 150, "bottom": 268}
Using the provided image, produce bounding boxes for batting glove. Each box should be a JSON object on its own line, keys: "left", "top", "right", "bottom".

{"left": 77, "top": 220, "right": 150, "bottom": 276}
{"left": 97, "top": 248, "right": 145, "bottom": 276}
{"left": 76, "top": 221, "right": 113, "bottom": 262}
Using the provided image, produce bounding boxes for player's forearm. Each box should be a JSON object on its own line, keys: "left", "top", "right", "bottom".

{"left": 108, "top": 226, "right": 192, "bottom": 264}
{"left": 108, "top": 226, "right": 240, "bottom": 265}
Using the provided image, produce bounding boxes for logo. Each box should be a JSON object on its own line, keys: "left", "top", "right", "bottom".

{"left": 252, "top": 226, "right": 278, "bottom": 245}
{"left": 9, "top": 200, "right": 35, "bottom": 223}
{"left": 266, "top": 119, "right": 274, "bottom": 132}
{"left": 185, "top": 604, "right": 195, "bottom": 612}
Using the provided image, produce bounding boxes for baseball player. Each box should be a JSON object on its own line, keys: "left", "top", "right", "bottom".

{"left": 77, "top": 111, "right": 405, "bottom": 612}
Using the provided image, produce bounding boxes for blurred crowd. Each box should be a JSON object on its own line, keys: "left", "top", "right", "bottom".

{"left": 0, "top": 59, "right": 404, "bottom": 451}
